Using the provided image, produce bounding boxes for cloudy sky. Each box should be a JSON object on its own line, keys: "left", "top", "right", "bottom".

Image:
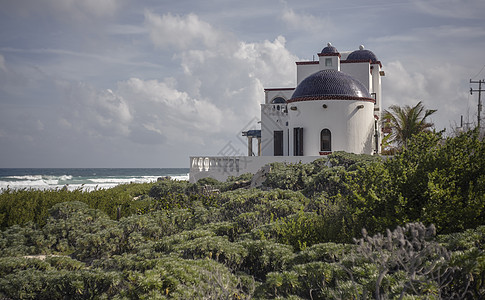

{"left": 1, "top": 0, "right": 484, "bottom": 168}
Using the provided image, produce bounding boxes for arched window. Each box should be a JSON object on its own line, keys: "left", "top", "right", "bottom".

{"left": 271, "top": 97, "right": 286, "bottom": 104}
{"left": 320, "top": 129, "right": 331, "bottom": 151}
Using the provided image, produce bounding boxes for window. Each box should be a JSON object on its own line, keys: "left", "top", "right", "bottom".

{"left": 325, "top": 58, "right": 332, "bottom": 67}
{"left": 271, "top": 97, "right": 286, "bottom": 104}
{"left": 274, "top": 131, "right": 283, "bottom": 156}
{"left": 294, "top": 127, "right": 304, "bottom": 156}
{"left": 320, "top": 129, "right": 331, "bottom": 151}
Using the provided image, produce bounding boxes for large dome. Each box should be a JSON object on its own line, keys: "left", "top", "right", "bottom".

{"left": 289, "top": 69, "right": 373, "bottom": 102}
{"left": 346, "top": 45, "right": 378, "bottom": 63}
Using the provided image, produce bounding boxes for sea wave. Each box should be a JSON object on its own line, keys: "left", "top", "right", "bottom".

{"left": 0, "top": 179, "right": 58, "bottom": 191}
{"left": 88, "top": 176, "right": 160, "bottom": 184}
{"left": 0, "top": 172, "right": 190, "bottom": 192}
{"left": 4, "top": 174, "right": 73, "bottom": 181}
{"left": 5, "top": 175, "right": 43, "bottom": 181}
{"left": 172, "top": 174, "right": 189, "bottom": 181}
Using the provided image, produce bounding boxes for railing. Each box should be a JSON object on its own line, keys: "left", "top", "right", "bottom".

{"left": 190, "top": 157, "right": 241, "bottom": 173}
{"left": 189, "top": 155, "right": 321, "bottom": 183}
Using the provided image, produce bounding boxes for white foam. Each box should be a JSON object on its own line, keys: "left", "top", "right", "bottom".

{"left": 172, "top": 174, "right": 189, "bottom": 181}
{"left": 65, "top": 184, "right": 119, "bottom": 192}
{"left": 0, "top": 179, "right": 50, "bottom": 190}
{"left": 89, "top": 176, "right": 158, "bottom": 184}
{"left": 55, "top": 175, "right": 73, "bottom": 181}
{"left": 0, "top": 181, "right": 115, "bottom": 192}
{"left": 5, "top": 175, "right": 43, "bottom": 181}
{"left": 0, "top": 172, "right": 190, "bottom": 193}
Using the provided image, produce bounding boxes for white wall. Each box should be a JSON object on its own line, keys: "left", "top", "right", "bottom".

{"left": 371, "top": 63, "right": 382, "bottom": 111}
{"left": 287, "top": 99, "right": 376, "bottom": 155}
{"left": 296, "top": 63, "right": 320, "bottom": 85}
{"left": 341, "top": 62, "right": 371, "bottom": 92}
{"left": 318, "top": 54, "right": 340, "bottom": 71}
{"left": 260, "top": 103, "right": 289, "bottom": 156}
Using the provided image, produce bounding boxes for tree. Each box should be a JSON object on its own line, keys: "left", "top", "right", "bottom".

{"left": 382, "top": 101, "right": 437, "bottom": 150}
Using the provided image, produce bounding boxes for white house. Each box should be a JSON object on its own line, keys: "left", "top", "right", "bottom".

{"left": 190, "top": 43, "right": 385, "bottom": 183}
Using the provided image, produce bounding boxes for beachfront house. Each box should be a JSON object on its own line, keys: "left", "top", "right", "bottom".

{"left": 190, "top": 43, "right": 385, "bottom": 183}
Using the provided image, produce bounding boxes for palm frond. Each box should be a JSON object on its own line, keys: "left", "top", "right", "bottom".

{"left": 382, "top": 101, "right": 436, "bottom": 150}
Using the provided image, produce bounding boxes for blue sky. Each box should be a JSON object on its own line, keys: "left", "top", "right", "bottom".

{"left": 1, "top": 0, "right": 484, "bottom": 167}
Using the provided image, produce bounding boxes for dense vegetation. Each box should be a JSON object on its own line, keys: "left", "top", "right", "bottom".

{"left": 0, "top": 129, "right": 484, "bottom": 299}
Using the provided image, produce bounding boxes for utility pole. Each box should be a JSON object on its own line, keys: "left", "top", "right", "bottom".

{"left": 470, "top": 79, "right": 485, "bottom": 129}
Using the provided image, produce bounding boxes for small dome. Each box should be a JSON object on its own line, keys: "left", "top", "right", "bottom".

{"left": 271, "top": 97, "right": 286, "bottom": 104}
{"left": 321, "top": 42, "right": 338, "bottom": 54}
{"left": 289, "top": 69, "right": 372, "bottom": 101}
{"left": 346, "top": 45, "right": 378, "bottom": 63}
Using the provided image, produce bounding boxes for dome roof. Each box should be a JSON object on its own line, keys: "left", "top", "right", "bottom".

{"left": 346, "top": 45, "right": 378, "bottom": 63}
{"left": 289, "top": 69, "right": 373, "bottom": 102}
{"left": 321, "top": 42, "right": 338, "bottom": 54}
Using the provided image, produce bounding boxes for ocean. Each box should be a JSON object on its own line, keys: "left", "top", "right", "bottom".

{"left": 0, "top": 168, "right": 190, "bottom": 191}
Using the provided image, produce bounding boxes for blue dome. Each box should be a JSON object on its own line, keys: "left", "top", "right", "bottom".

{"left": 289, "top": 69, "right": 372, "bottom": 102}
{"left": 347, "top": 46, "right": 378, "bottom": 63}
{"left": 321, "top": 42, "right": 338, "bottom": 54}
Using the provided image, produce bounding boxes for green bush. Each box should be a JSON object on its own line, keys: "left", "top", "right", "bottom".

{"left": 292, "top": 242, "right": 353, "bottom": 265}
{"left": 273, "top": 211, "right": 326, "bottom": 251}
{"left": 0, "top": 223, "right": 51, "bottom": 257}
{"left": 0, "top": 129, "right": 484, "bottom": 298}
{"left": 238, "top": 240, "right": 295, "bottom": 280}
{"left": 0, "top": 182, "right": 159, "bottom": 229}
{"left": 148, "top": 179, "right": 191, "bottom": 200}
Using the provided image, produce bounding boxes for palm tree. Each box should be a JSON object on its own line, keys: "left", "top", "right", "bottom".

{"left": 382, "top": 101, "right": 437, "bottom": 150}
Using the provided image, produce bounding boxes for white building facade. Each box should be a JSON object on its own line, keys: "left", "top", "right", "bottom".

{"left": 190, "top": 43, "right": 385, "bottom": 183}
{"left": 262, "top": 43, "right": 384, "bottom": 157}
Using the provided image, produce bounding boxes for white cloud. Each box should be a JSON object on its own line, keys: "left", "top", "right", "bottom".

{"left": 412, "top": 0, "right": 485, "bottom": 19}
{"left": 71, "top": 0, "right": 118, "bottom": 17}
{"left": 57, "top": 76, "right": 224, "bottom": 146}
{"left": 53, "top": 12, "right": 300, "bottom": 151}
{"left": 280, "top": 7, "right": 332, "bottom": 33}
{"left": 60, "top": 82, "right": 132, "bottom": 138}
{"left": 142, "top": 11, "right": 299, "bottom": 142}
{"left": 383, "top": 60, "right": 471, "bottom": 131}
{"left": 107, "top": 24, "right": 147, "bottom": 35}
{"left": 2, "top": 0, "right": 119, "bottom": 19}
{"left": 145, "top": 11, "right": 224, "bottom": 50}
{"left": 373, "top": 25, "right": 485, "bottom": 46}
{"left": 172, "top": 34, "right": 298, "bottom": 133}
{"left": 0, "top": 106, "right": 48, "bottom": 144}
{"left": 0, "top": 54, "right": 7, "bottom": 72}
{"left": 1, "top": 0, "right": 484, "bottom": 167}
{"left": 58, "top": 118, "right": 72, "bottom": 129}
{"left": 117, "top": 77, "right": 225, "bottom": 144}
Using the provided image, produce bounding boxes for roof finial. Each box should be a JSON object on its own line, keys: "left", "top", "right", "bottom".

{"left": 359, "top": 45, "right": 365, "bottom": 50}
{"left": 327, "top": 42, "right": 332, "bottom": 47}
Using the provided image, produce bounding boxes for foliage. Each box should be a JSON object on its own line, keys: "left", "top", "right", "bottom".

{"left": 0, "top": 129, "right": 484, "bottom": 298}
{"left": 263, "top": 152, "right": 381, "bottom": 197}
{"left": 148, "top": 179, "right": 191, "bottom": 199}
{"left": 351, "top": 223, "right": 452, "bottom": 299}
{"left": 273, "top": 211, "right": 327, "bottom": 251}
{"left": 336, "top": 130, "right": 485, "bottom": 237}
{"left": 0, "top": 182, "right": 156, "bottom": 229}
{"left": 382, "top": 100, "right": 437, "bottom": 150}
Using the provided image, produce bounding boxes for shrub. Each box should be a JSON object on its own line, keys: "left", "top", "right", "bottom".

{"left": 148, "top": 179, "right": 191, "bottom": 200}
{"left": 42, "top": 201, "right": 114, "bottom": 254}
{"left": 273, "top": 211, "right": 326, "bottom": 251}
{"left": 350, "top": 223, "right": 458, "bottom": 299}
{"left": 238, "top": 240, "right": 295, "bottom": 280}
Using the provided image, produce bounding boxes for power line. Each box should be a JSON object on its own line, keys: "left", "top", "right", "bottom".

{"left": 471, "top": 64, "right": 485, "bottom": 79}
{"left": 470, "top": 79, "right": 485, "bottom": 128}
